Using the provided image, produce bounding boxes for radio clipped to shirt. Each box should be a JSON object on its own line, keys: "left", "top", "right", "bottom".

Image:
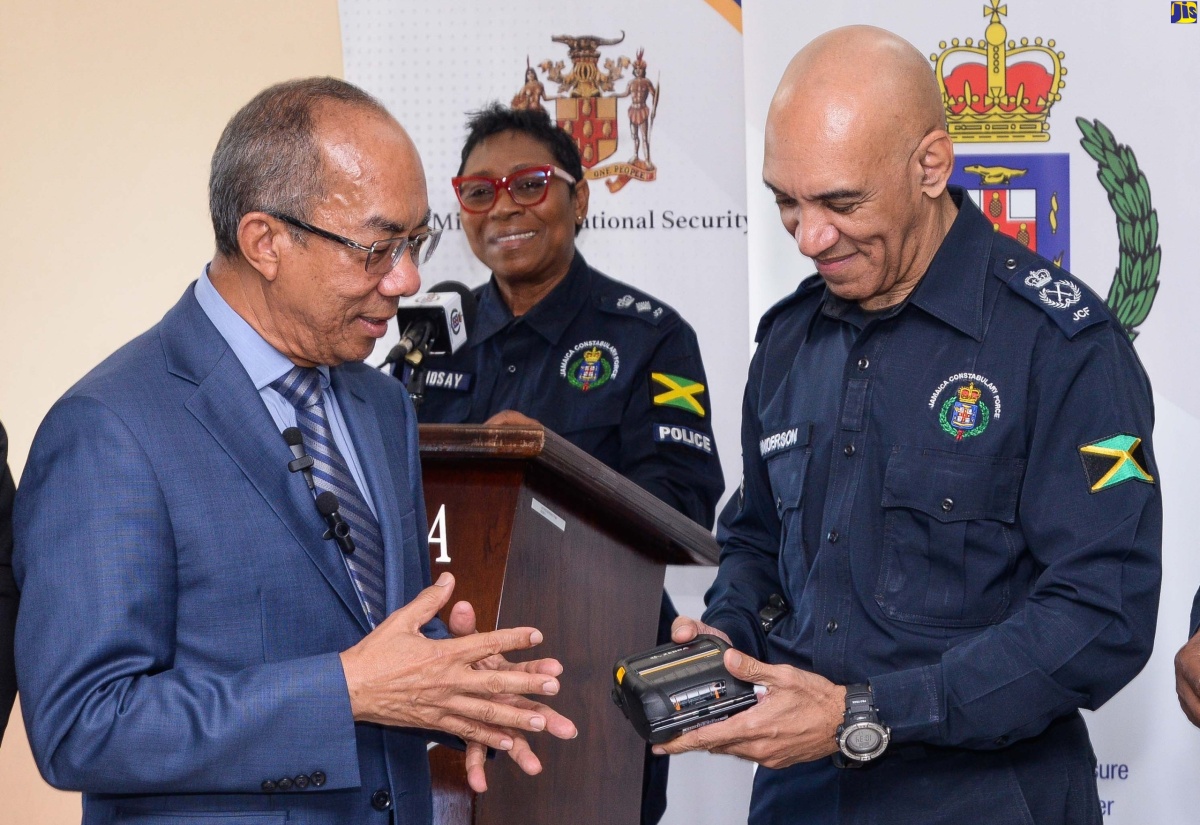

{"left": 612, "top": 635, "right": 759, "bottom": 744}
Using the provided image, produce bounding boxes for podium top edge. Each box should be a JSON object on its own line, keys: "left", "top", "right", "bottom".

{"left": 417, "top": 423, "right": 719, "bottom": 565}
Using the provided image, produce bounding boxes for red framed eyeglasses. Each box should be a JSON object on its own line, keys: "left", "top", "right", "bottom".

{"left": 451, "top": 165, "right": 577, "bottom": 213}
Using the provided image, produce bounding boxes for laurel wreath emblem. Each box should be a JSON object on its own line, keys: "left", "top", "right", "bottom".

{"left": 940, "top": 397, "right": 990, "bottom": 439}
{"left": 1038, "top": 279, "right": 1082, "bottom": 309}
{"left": 567, "top": 356, "right": 612, "bottom": 391}
{"left": 1076, "top": 118, "right": 1161, "bottom": 341}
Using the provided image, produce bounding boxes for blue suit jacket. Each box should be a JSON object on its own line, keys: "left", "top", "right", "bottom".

{"left": 14, "top": 285, "right": 439, "bottom": 825}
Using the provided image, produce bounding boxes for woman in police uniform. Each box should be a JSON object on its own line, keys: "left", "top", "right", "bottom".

{"left": 418, "top": 104, "right": 724, "bottom": 824}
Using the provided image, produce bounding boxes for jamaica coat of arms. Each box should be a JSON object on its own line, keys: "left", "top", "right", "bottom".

{"left": 513, "top": 32, "right": 660, "bottom": 193}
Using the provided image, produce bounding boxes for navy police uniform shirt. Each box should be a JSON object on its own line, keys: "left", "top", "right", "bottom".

{"left": 417, "top": 252, "right": 724, "bottom": 528}
{"left": 704, "top": 188, "right": 1161, "bottom": 825}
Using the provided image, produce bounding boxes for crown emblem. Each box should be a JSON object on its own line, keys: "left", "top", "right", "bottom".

{"left": 930, "top": 0, "right": 1066, "bottom": 142}
{"left": 957, "top": 382, "right": 983, "bottom": 404}
{"left": 583, "top": 347, "right": 603, "bottom": 364}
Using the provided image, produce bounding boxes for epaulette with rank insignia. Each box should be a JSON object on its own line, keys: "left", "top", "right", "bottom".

{"left": 600, "top": 291, "right": 673, "bottom": 326}
{"left": 992, "top": 248, "right": 1108, "bottom": 339}
{"left": 756, "top": 274, "right": 824, "bottom": 343}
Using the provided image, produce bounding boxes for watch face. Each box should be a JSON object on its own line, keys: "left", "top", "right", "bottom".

{"left": 846, "top": 726, "right": 883, "bottom": 754}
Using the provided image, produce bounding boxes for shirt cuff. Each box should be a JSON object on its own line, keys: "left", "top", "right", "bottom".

{"left": 867, "top": 662, "right": 944, "bottom": 744}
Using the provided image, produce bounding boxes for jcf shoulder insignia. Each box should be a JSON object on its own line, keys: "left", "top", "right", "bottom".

{"left": 603, "top": 292, "right": 668, "bottom": 325}
{"left": 1078, "top": 433, "right": 1154, "bottom": 493}
{"left": 650, "top": 372, "right": 706, "bottom": 417}
{"left": 994, "top": 256, "right": 1106, "bottom": 339}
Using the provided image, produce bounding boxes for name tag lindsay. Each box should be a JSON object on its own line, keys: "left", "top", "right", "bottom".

{"left": 425, "top": 370, "right": 473, "bottom": 391}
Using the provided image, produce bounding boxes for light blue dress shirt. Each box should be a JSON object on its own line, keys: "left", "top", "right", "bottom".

{"left": 194, "top": 268, "right": 378, "bottom": 516}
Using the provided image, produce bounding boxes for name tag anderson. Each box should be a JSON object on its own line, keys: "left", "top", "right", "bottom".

{"left": 759, "top": 426, "right": 803, "bottom": 459}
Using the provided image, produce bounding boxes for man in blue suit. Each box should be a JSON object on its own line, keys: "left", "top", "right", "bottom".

{"left": 13, "top": 78, "right": 575, "bottom": 824}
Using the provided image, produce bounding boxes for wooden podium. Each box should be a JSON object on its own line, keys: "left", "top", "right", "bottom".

{"left": 417, "top": 424, "right": 720, "bottom": 825}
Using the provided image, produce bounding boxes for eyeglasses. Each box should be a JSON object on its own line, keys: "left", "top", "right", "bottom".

{"left": 451, "top": 165, "right": 576, "bottom": 214}
{"left": 268, "top": 212, "right": 442, "bottom": 275}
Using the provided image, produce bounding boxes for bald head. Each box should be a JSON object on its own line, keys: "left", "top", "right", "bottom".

{"left": 769, "top": 26, "right": 944, "bottom": 158}
{"left": 762, "top": 26, "right": 958, "bottom": 310}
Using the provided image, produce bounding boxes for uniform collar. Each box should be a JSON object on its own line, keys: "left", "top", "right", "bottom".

{"left": 816, "top": 187, "right": 991, "bottom": 342}
{"left": 905, "top": 186, "right": 992, "bottom": 342}
{"left": 471, "top": 251, "right": 592, "bottom": 346}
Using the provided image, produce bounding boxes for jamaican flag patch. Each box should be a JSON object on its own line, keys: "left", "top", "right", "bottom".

{"left": 1078, "top": 434, "right": 1154, "bottom": 493}
{"left": 650, "top": 372, "right": 706, "bottom": 417}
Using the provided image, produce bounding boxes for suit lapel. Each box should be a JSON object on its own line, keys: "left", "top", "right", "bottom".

{"left": 163, "top": 287, "right": 371, "bottom": 631}
{"left": 332, "top": 369, "right": 407, "bottom": 614}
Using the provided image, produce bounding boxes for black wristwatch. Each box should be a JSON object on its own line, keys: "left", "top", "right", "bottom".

{"left": 834, "top": 683, "right": 889, "bottom": 767}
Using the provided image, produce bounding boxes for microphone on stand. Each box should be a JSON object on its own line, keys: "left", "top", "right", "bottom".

{"left": 379, "top": 281, "right": 478, "bottom": 370}
{"left": 379, "top": 281, "right": 479, "bottom": 408}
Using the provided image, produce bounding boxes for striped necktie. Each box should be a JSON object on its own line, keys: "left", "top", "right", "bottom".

{"left": 271, "top": 366, "right": 386, "bottom": 626}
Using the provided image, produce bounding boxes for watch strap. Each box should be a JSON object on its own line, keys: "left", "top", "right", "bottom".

{"left": 834, "top": 683, "right": 889, "bottom": 767}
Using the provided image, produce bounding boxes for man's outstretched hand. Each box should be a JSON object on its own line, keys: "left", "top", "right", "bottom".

{"left": 340, "top": 573, "right": 577, "bottom": 791}
{"left": 447, "top": 597, "right": 577, "bottom": 792}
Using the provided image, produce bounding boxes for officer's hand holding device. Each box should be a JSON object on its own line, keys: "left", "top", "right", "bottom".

{"left": 650, "top": 614, "right": 886, "bottom": 769}
{"left": 612, "top": 635, "right": 760, "bottom": 744}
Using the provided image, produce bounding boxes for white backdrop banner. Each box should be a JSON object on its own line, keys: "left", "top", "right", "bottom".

{"left": 344, "top": 0, "right": 1200, "bottom": 821}
{"left": 341, "top": 1, "right": 755, "bottom": 822}
{"left": 743, "top": 1, "right": 1199, "bottom": 823}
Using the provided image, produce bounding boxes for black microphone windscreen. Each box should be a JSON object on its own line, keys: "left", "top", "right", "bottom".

{"left": 427, "top": 280, "right": 479, "bottom": 334}
{"left": 282, "top": 427, "right": 304, "bottom": 447}
{"left": 315, "top": 491, "right": 340, "bottom": 517}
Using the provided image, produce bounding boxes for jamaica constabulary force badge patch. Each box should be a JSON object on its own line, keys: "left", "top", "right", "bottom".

{"left": 928, "top": 373, "right": 1002, "bottom": 441}
{"left": 560, "top": 340, "right": 619, "bottom": 391}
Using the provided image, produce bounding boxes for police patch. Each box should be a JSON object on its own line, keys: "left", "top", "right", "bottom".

{"left": 928, "top": 372, "right": 1001, "bottom": 441}
{"left": 559, "top": 340, "right": 619, "bottom": 391}
{"left": 653, "top": 423, "right": 713, "bottom": 454}
{"left": 424, "top": 370, "right": 473, "bottom": 391}
{"left": 1079, "top": 434, "right": 1154, "bottom": 493}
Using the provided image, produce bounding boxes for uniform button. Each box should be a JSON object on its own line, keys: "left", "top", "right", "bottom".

{"left": 294, "top": 774, "right": 309, "bottom": 789}
{"left": 776, "top": 496, "right": 782, "bottom": 509}
{"left": 827, "top": 530, "right": 839, "bottom": 544}
{"left": 262, "top": 779, "right": 277, "bottom": 792}
{"left": 371, "top": 789, "right": 393, "bottom": 811}
{"left": 857, "top": 357, "right": 869, "bottom": 371}
{"left": 843, "top": 444, "right": 855, "bottom": 456}
{"left": 826, "top": 619, "right": 838, "bottom": 634}
{"left": 941, "top": 498, "right": 954, "bottom": 512}
{"left": 507, "top": 364, "right": 517, "bottom": 374}
{"left": 277, "top": 777, "right": 293, "bottom": 791}
{"left": 1004, "top": 258, "right": 1017, "bottom": 270}
{"left": 995, "top": 735, "right": 1010, "bottom": 746}
{"left": 311, "top": 771, "right": 326, "bottom": 787}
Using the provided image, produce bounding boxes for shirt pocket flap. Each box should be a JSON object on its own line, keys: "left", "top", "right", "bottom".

{"left": 882, "top": 446, "right": 1024, "bottom": 524}
{"left": 763, "top": 423, "right": 813, "bottom": 514}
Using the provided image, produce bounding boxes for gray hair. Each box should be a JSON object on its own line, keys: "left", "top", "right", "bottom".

{"left": 208, "top": 77, "right": 391, "bottom": 257}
